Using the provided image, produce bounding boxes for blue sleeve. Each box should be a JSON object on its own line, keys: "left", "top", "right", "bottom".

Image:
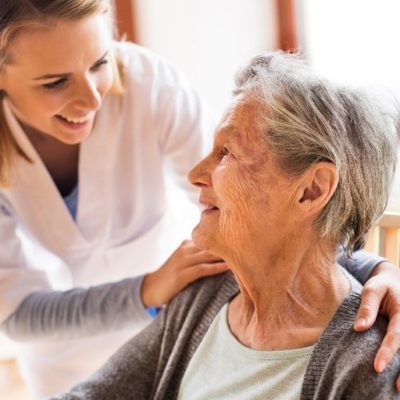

{"left": 336, "top": 247, "right": 386, "bottom": 284}
{"left": 146, "top": 306, "right": 161, "bottom": 318}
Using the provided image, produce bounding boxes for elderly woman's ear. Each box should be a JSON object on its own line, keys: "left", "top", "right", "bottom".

{"left": 297, "top": 162, "right": 338, "bottom": 217}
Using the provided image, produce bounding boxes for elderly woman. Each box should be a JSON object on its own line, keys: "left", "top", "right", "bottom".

{"left": 54, "top": 52, "right": 400, "bottom": 399}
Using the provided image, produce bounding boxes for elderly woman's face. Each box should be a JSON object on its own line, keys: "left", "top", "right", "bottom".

{"left": 189, "top": 98, "right": 295, "bottom": 258}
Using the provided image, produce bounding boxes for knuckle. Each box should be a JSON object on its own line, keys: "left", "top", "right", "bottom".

{"left": 387, "top": 331, "right": 400, "bottom": 346}
{"left": 380, "top": 346, "right": 396, "bottom": 361}
{"left": 359, "top": 303, "right": 376, "bottom": 314}
{"left": 362, "top": 284, "right": 378, "bottom": 296}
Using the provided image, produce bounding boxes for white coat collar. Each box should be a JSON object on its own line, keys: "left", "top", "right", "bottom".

{"left": 2, "top": 96, "right": 116, "bottom": 251}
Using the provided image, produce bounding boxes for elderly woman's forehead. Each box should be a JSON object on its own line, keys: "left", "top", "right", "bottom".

{"left": 218, "top": 98, "right": 263, "bottom": 139}
{"left": 223, "top": 95, "right": 258, "bottom": 122}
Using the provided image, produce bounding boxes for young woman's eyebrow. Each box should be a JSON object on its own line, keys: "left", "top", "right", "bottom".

{"left": 32, "top": 50, "right": 110, "bottom": 80}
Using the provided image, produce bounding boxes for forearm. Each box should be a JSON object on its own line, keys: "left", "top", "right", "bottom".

{"left": 367, "top": 260, "right": 395, "bottom": 278}
{"left": 0, "top": 276, "right": 151, "bottom": 341}
{"left": 337, "top": 248, "right": 386, "bottom": 284}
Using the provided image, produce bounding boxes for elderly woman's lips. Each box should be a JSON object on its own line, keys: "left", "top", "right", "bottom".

{"left": 202, "top": 205, "right": 219, "bottom": 214}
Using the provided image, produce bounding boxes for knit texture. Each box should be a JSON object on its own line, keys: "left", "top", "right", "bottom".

{"left": 51, "top": 271, "right": 400, "bottom": 399}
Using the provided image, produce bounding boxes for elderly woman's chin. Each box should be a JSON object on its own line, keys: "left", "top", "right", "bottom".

{"left": 191, "top": 218, "right": 219, "bottom": 253}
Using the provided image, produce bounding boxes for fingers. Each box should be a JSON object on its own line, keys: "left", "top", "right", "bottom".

{"left": 374, "top": 315, "right": 400, "bottom": 373}
{"left": 354, "top": 282, "right": 387, "bottom": 331}
{"left": 148, "top": 240, "right": 229, "bottom": 306}
{"left": 175, "top": 240, "right": 223, "bottom": 265}
{"left": 396, "top": 374, "right": 400, "bottom": 392}
{"left": 187, "top": 250, "right": 223, "bottom": 265}
{"left": 180, "top": 262, "right": 230, "bottom": 283}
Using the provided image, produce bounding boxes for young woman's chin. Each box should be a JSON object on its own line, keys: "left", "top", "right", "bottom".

{"left": 52, "top": 116, "right": 95, "bottom": 144}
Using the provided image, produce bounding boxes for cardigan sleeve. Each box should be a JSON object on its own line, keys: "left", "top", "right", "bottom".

{"left": 49, "top": 304, "right": 166, "bottom": 399}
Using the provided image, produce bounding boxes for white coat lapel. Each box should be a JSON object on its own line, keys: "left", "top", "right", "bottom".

{"left": 72, "top": 94, "right": 115, "bottom": 243}
{"left": 2, "top": 99, "right": 88, "bottom": 251}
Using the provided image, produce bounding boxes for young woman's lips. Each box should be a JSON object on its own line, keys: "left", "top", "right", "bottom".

{"left": 55, "top": 114, "right": 91, "bottom": 130}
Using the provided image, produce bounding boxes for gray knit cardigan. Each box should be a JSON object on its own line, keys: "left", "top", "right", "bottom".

{"left": 52, "top": 271, "right": 400, "bottom": 400}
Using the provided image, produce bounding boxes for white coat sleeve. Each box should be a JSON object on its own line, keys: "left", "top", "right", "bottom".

{"left": 155, "top": 67, "right": 216, "bottom": 203}
{"left": 0, "top": 199, "right": 152, "bottom": 341}
{"left": 0, "top": 199, "right": 52, "bottom": 323}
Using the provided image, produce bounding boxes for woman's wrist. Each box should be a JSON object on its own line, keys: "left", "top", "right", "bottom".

{"left": 141, "top": 272, "right": 157, "bottom": 308}
{"left": 369, "top": 260, "right": 393, "bottom": 279}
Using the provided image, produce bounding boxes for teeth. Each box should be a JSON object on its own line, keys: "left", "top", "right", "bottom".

{"left": 60, "top": 115, "right": 89, "bottom": 124}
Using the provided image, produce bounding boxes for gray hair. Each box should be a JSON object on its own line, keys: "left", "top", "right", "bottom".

{"left": 234, "top": 51, "right": 400, "bottom": 253}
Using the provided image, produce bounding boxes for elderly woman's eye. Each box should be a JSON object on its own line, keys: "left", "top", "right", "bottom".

{"left": 220, "top": 146, "right": 231, "bottom": 159}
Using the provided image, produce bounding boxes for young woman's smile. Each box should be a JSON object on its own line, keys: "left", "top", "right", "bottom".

{"left": 0, "top": 14, "right": 113, "bottom": 144}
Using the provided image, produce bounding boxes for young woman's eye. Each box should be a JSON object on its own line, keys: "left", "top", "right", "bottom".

{"left": 42, "top": 78, "right": 67, "bottom": 91}
{"left": 91, "top": 59, "right": 109, "bottom": 71}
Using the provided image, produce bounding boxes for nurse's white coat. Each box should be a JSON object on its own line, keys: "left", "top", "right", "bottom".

{"left": 0, "top": 42, "right": 213, "bottom": 398}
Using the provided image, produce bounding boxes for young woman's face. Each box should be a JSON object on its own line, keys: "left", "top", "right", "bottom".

{"left": 0, "top": 14, "right": 113, "bottom": 144}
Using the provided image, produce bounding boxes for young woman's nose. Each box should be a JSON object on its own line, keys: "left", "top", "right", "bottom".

{"left": 74, "top": 77, "right": 102, "bottom": 111}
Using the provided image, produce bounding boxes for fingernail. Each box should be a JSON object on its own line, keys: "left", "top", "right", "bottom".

{"left": 378, "top": 360, "right": 387, "bottom": 373}
{"left": 354, "top": 318, "right": 367, "bottom": 329}
{"left": 356, "top": 318, "right": 367, "bottom": 328}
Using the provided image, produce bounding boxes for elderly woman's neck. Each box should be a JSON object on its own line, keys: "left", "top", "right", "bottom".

{"left": 226, "top": 241, "right": 350, "bottom": 351}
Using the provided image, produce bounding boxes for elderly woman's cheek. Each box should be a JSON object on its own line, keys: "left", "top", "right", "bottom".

{"left": 218, "top": 170, "right": 263, "bottom": 244}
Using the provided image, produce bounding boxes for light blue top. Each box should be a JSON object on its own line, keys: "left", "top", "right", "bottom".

{"left": 62, "top": 186, "right": 159, "bottom": 318}
{"left": 63, "top": 186, "right": 78, "bottom": 220}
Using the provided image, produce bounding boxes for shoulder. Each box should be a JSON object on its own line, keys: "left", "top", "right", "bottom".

{"left": 168, "top": 271, "right": 238, "bottom": 311}
{"left": 163, "top": 272, "right": 238, "bottom": 332}
{"left": 304, "top": 289, "right": 400, "bottom": 399}
{"left": 113, "top": 41, "right": 192, "bottom": 91}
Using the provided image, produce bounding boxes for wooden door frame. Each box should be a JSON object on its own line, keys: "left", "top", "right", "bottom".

{"left": 112, "top": 0, "right": 299, "bottom": 51}
{"left": 275, "top": 0, "right": 299, "bottom": 51}
{"left": 112, "top": 0, "right": 138, "bottom": 43}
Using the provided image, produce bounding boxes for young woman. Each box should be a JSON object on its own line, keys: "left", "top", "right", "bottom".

{"left": 0, "top": 1, "right": 399, "bottom": 399}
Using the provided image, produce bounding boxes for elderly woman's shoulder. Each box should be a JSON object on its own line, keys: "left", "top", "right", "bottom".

{"left": 306, "top": 288, "right": 400, "bottom": 398}
{"left": 170, "top": 270, "right": 238, "bottom": 311}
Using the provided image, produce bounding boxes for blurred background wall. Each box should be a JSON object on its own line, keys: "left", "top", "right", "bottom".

{"left": 123, "top": 0, "right": 278, "bottom": 118}
{"left": 113, "top": 0, "right": 400, "bottom": 211}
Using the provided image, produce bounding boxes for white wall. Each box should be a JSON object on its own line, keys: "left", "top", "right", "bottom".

{"left": 134, "top": 0, "right": 277, "bottom": 120}
{"left": 300, "top": 0, "right": 400, "bottom": 211}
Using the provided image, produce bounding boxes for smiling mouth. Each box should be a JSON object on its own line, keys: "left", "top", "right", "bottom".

{"left": 203, "top": 205, "right": 219, "bottom": 212}
{"left": 55, "top": 114, "right": 91, "bottom": 125}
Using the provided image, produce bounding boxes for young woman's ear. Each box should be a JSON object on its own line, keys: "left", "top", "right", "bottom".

{"left": 297, "top": 162, "right": 338, "bottom": 217}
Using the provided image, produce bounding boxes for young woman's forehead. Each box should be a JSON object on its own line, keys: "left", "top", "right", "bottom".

{"left": 5, "top": 15, "right": 111, "bottom": 71}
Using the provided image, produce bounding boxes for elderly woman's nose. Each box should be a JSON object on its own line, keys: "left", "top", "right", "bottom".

{"left": 188, "top": 157, "right": 211, "bottom": 187}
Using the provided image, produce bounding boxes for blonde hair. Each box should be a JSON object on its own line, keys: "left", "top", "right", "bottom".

{"left": 0, "top": 0, "right": 124, "bottom": 186}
